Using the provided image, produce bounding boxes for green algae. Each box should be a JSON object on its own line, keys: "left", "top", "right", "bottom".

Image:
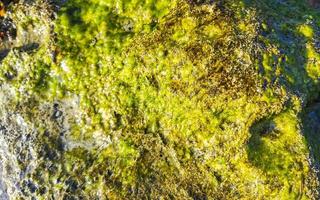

{"left": 0, "top": 0, "right": 320, "bottom": 199}
{"left": 249, "top": 110, "right": 314, "bottom": 199}
{"left": 299, "top": 24, "right": 315, "bottom": 38}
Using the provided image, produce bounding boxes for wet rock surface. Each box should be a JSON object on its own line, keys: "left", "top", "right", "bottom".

{"left": 302, "top": 102, "right": 320, "bottom": 178}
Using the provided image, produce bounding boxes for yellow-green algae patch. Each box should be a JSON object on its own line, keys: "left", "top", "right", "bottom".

{"left": 0, "top": 0, "right": 320, "bottom": 199}
{"left": 248, "top": 110, "right": 314, "bottom": 199}
{"left": 299, "top": 24, "right": 314, "bottom": 39}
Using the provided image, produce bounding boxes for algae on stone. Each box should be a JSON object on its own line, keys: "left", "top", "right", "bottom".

{"left": 0, "top": 0, "right": 320, "bottom": 199}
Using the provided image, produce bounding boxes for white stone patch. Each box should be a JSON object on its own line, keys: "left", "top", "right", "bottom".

{"left": 60, "top": 60, "right": 70, "bottom": 72}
